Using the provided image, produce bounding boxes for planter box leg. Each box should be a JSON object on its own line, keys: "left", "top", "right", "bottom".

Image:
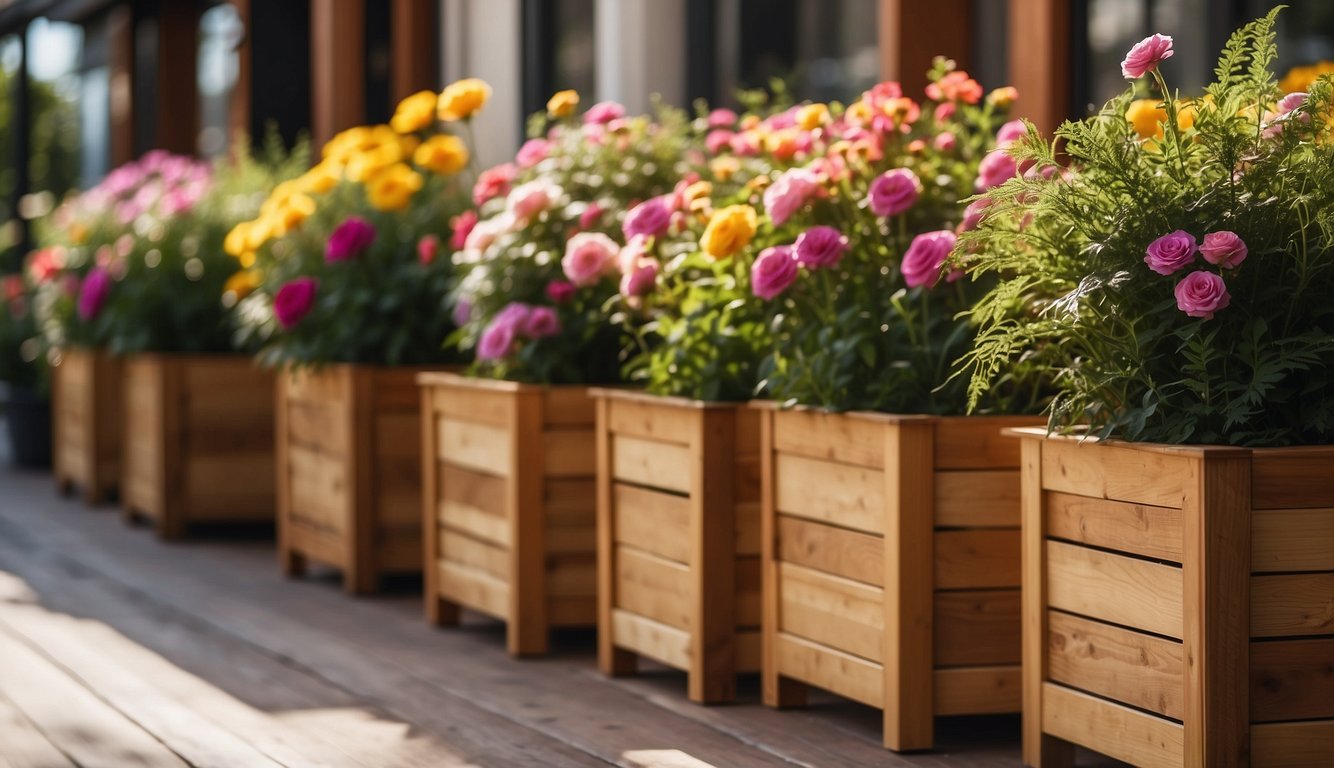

{"left": 344, "top": 562, "right": 378, "bottom": 596}
{"left": 427, "top": 596, "right": 461, "bottom": 627}
{"left": 600, "top": 646, "right": 638, "bottom": 677}
{"left": 763, "top": 675, "right": 808, "bottom": 708}
{"left": 280, "top": 549, "right": 306, "bottom": 578}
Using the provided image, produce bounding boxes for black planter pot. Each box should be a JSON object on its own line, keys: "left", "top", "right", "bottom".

{"left": 2, "top": 385, "right": 52, "bottom": 468}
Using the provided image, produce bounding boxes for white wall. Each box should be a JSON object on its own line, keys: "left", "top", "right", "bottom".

{"left": 594, "top": 0, "right": 687, "bottom": 114}
{"left": 440, "top": 0, "right": 524, "bottom": 168}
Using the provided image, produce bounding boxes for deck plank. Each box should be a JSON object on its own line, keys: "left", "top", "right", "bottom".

{"left": 0, "top": 693, "right": 76, "bottom": 768}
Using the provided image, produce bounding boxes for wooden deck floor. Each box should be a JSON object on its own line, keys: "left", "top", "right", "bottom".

{"left": 0, "top": 456, "right": 1122, "bottom": 767}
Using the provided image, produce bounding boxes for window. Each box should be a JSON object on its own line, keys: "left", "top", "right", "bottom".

{"left": 522, "top": 0, "right": 595, "bottom": 120}
{"left": 197, "top": 3, "right": 243, "bottom": 158}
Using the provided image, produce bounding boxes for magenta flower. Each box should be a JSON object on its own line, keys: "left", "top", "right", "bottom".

{"left": 515, "top": 138, "right": 551, "bottom": 168}
{"left": 976, "top": 149, "right": 1019, "bottom": 191}
{"left": 77, "top": 267, "right": 111, "bottom": 321}
{"left": 868, "top": 168, "right": 920, "bottom": 217}
{"left": 1199, "top": 231, "right": 1248, "bottom": 269}
{"left": 472, "top": 163, "right": 516, "bottom": 207}
{"left": 1144, "top": 230, "right": 1198, "bottom": 275}
{"left": 583, "top": 101, "right": 625, "bottom": 125}
{"left": 707, "top": 108, "right": 738, "bottom": 128}
{"left": 417, "top": 235, "right": 440, "bottom": 265}
{"left": 521, "top": 306, "right": 561, "bottom": 338}
{"left": 1122, "top": 33, "right": 1174, "bottom": 79}
{"left": 273, "top": 277, "right": 318, "bottom": 328}
{"left": 450, "top": 210, "right": 478, "bottom": 251}
{"left": 477, "top": 321, "right": 516, "bottom": 360}
{"left": 794, "top": 226, "right": 849, "bottom": 270}
{"left": 326, "top": 217, "right": 376, "bottom": 262}
{"left": 900, "top": 230, "right": 957, "bottom": 289}
{"left": 545, "top": 280, "right": 576, "bottom": 304}
{"left": 623, "top": 197, "right": 673, "bottom": 239}
{"left": 764, "top": 168, "right": 821, "bottom": 226}
{"left": 958, "top": 198, "right": 994, "bottom": 232}
{"left": 579, "top": 202, "right": 605, "bottom": 230}
{"left": 996, "top": 119, "right": 1028, "bottom": 146}
{"left": 706, "top": 129, "right": 734, "bottom": 154}
{"left": 1174, "top": 270, "right": 1230, "bottom": 319}
{"left": 751, "top": 245, "right": 799, "bottom": 300}
{"left": 562, "top": 232, "right": 618, "bottom": 286}
{"left": 620, "top": 257, "right": 659, "bottom": 298}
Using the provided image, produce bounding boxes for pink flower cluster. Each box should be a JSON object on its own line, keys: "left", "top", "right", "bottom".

{"left": 70, "top": 150, "right": 213, "bottom": 227}
{"left": 750, "top": 226, "right": 850, "bottom": 300}
{"left": 1144, "top": 230, "right": 1247, "bottom": 320}
{"left": 477, "top": 302, "right": 562, "bottom": 360}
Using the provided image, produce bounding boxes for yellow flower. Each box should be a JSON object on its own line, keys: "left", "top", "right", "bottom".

{"left": 271, "top": 193, "right": 316, "bottom": 234}
{"left": 224, "top": 222, "right": 251, "bottom": 257}
{"left": 413, "top": 134, "right": 469, "bottom": 175}
{"left": 70, "top": 222, "right": 89, "bottom": 245}
{"left": 846, "top": 100, "right": 873, "bottom": 126}
{"left": 245, "top": 217, "right": 275, "bottom": 251}
{"left": 344, "top": 142, "right": 405, "bottom": 183}
{"left": 796, "top": 103, "right": 830, "bottom": 130}
{"left": 1175, "top": 99, "right": 1198, "bottom": 132}
{"left": 986, "top": 86, "right": 1019, "bottom": 109}
{"left": 547, "top": 89, "right": 579, "bottom": 118}
{"left": 298, "top": 161, "right": 341, "bottom": 194}
{"left": 1280, "top": 61, "right": 1334, "bottom": 94}
{"left": 438, "top": 78, "right": 491, "bottom": 121}
{"left": 322, "top": 125, "right": 374, "bottom": 162}
{"left": 709, "top": 156, "right": 740, "bottom": 181}
{"left": 237, "top": 250, "right": 257, "bottom": 269}
{"left": 366, "top": 163, "right": 423, "bottom": 211}
{"left": 223, "top": 270, "right": 260, "bottom": 301}
{"left": 391, "top": 90, "right": 439, "bottom": 134}
{"left": 699, "top": 205, "right": 758, "bottom": 260}
{"left": 1126, "top": 98, "right": 1167, "bottom": 140}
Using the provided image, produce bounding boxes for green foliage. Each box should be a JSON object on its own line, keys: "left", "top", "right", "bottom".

{"left": 957, "top": 10, "right": 1334, "bottom": 445}
{"left": 0, "top": 272, "right": 45, "bottom": 391}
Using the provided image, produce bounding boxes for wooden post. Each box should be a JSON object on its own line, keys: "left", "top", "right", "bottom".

{"left": 108, "top": 4, "right": 135, "bottom": 167}
{"left": 392, "top": 0, "right": 438, "bottom": 103}
{"left": 881, "top": 420, "right": 936, "bottom": 751}
{"left": 310, "top": 0, "right": 366, "bottom": 148}
{"left": 156, "top": 0, "right": 200, "bottom": 154}
{"left": 508, "top": 390, "right": 548, "bottom": 656}
{"left": 596, "top": 396, "right": 637, "bottom": 676}
{"left": 879, "top": 0, "right": 971, "bottom": 94}
{"left": 689, "top": 408, "right": 737, "bottom": 704}
{"left": 1182, "top": 452, "right": 1251, "bottom": 767}
{"left": 345, "top": 367, "right": 377, "bottom": 595}
{"left": 275, "top": 371, "right": 303, "bottom": 576}
{"left": 229, "top": 0, "right": 252, "bottom": 151}
{"left": 1008, "top": 0, "right": 1072, "bottom": 136}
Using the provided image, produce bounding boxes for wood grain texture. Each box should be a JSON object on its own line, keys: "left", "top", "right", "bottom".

{"left": 1251, "top": 573, "right": 1334, "bottom": 637}
{"left": 1045, "top": 540, "right": 1184, "bottom": 639}
{"left": 932, "top": 666, "right": 1020, "bottom": 716}
{"left": 1044, "top": 491, "right": 1184, "bottom": 563}
{"left": 1041, "top": 683, "right": 1183, "bottom": 768}
{"left": 52, "top": 348, "right": 123, "bottom": 504}
{"left": 1250, "top": 638, "right": 1334, "bottom": 723}
{"left": 934, "top": 590, "right": 1020, "bottom": 667}
{"left": 1040, "top": 438, "right": 1194, "bottom": 508}
{"left": 1252, "top": 507, "right": 1334, "bottom": 572}
{"left": 1047, "top": 611, "right": 1184, "bottom": 719}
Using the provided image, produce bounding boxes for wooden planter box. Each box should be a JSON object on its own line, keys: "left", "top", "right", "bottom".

{"left": 594, "top": 390, "right": 762, "bottom": 704}
{"left": 277, "top": 365, "right": 429, "bottom": 594}
{"left": 120, "top": 354, "right": 275, "bottom": 539}
{"left": 756, "top": 407, "right": 1041, "bottom": 750}
{"left": 1011, "top": 429, "right": 1334, "bottom": 768}
{"left": 52, "top": 347, "right": 123, "bottom": 503}
{"left": 419, "top": 373, "right": 597, "bottom": 655}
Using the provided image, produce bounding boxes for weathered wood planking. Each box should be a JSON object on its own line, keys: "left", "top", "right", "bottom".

{"left": 277, "top": 364, "right": 431, "bottom": 594}
{"left": 120, "top": 354, "right": 275, "bottom": 539}
{"left": 759, "top": 409, "right": 1039, "bottom": 751}
{"left": 52, "top": 347, "right": 123, "bottom": 504}
{"left": 421, "top": 372, "right": 596, "bottom": 656}
{"left": 596, "top": 391, "right": 761, "bottom": 704}
{"left": 1010, "top": 428, "right": 1334, "bottom": 768}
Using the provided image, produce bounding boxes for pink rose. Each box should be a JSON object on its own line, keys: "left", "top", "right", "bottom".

{"left": 545, "top": 281, "right": 576, "bottom": 303}
{"left": 958, "top": 198, "right": 993, "bottom": 232}
{"left": 708, "top": 108, "right": 738, "bottom": 128}
{"left": 794, "top": 225, "right": 848, "bottom": 270}
{"left": 473, "top": 163, "right": 517, "bottom": 207}
{"left": 620, "top": 257, "right": 659, "bottom": 298}
{"left": 506, "top": 179, "right": 560, "bottom": 222}
{"left": 618, "top": 234, "right": 651, "bottom": 274}
{"left": 1144, "top": 230, "right": 1198, "bottom": 275}
{"left": 706, "top": 129, "right": 734, "bottom": 155}
{"left": 933, "top": 102, "right": 956, "bottom": 122}
{"left": 515, "top": 138, "right": 551, "bottom": 168}
{"left": 1174, "top": 270, "right": 1230, "bottom": 319}
{"left": 326, "top": 216, "right": 376, "bottom": 262}
{"left": 900, "top": 230, "right": 957, "bottom": 289}
{"left": 623, "top": 197, "right": 673, "bottom": 239}
{"left": 764, "top": 167, "right": 821, "bottom": 226}
{"left": 583, "top": 101, "right": 625, "bottom": 125}
{"left": 562, "top": 232, "right": 618, "bottom": 286}
{"left": 1121, "top": 33, "right": 1174, "bottom": 79}
{"left": 1199, "top": 231, "right": 1248, "bottom": 269}
{"left": 996, "top": 119, "right": 1028, "bottom": 146}
{"left": 77, "top": 267, "right": 112, "bottom": 321}
{"left": 521, "top": 306, "right": 561, "bottom": 338}
{"left": 452, "top": 299, "right": 472, "bottom": 326}
{"left": 976, "top": 149, "right": 1019, "bottom": 190}
{"left": 751, "top": 245, "right": 799, "bottom": 300}
{"left": 477, "top": 320, "right": 516, "bottom": 360}
{"left": 730, "top": 132, "right": 760, "bottom": 156}
{"left": 579, "top": 202, "right": 605, "bottom": 230}
{"left": 417, "top": 235, "right": 440, "bottom": 265}
{"left": 933, "top": 132, "right": 957, "bottom": 152}
{"left": 450, "top": 210, "right": 478, "bottom": 251}
{"left": 463, "top": 215, "right": 512, "bottom": 253}
{"left": 868, "top": 168, "right": 920, "bottom": 217}
{"left": 273, "top": 277, "right": 317, "bottom": 329}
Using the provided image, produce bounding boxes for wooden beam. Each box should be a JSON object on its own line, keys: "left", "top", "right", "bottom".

{"left": 108, "top": 3, "right": 134, "bottom": 166}
{"left": 155, "top": 0, "right": 200, "bottom": 155}
{"left": 228, "top": 0, "right": 252, "bottom": 153}
{"left": 310, "top": 0, "right": 366, "bottom": 148}
{"left": 392, "top": 0, "right": 437, "bottom": 103}
{"left": 879, "top": 0, "right": 971, "bottom": 96}
{"left": 1008, "top": 0, "right": 1071, "bottom": 136}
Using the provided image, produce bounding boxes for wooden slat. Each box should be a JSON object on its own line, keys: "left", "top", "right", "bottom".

{"left": 1041, "top": 682, "right": 1184, "bottom": 768}
{"left": 438, "top": 464, "right": 508, "bottom": 543}
{"left": 438, "top": 418, "right": 511, "bottom": 477}
{"left": 777, "top": 562, "right": 883, "bottom": 662}
{"left": 545, "top": 479, "right": 596, "bottom": 524}
{"left": 607, "top": 398, "right": 695, "bottom": 445}
{"left": 735, "top": 501, "right": 761, "bottom": 556}
{"left": 613, "top": 484, "right": 690, "bottom": 563}
{"left": 1047, "top": 611, "right": 1184, "bottom": 719}
{"left": 611, "top": 609, "right": 690, "bottom": 670}
{"left": 438, "top": 531, "right": 508, "bottom": 580}
{"left": 773, "top": 453, "right": 884, "bottom": 534}
{"left": 285, "top": 400, "right": 347, "bottom": 454}
{"left": 1046, "top": 540, "right": 1184, "bottom": 639}
{"left": 548, "top": 556, "right": 596, "bottom": 598}
{"left": 1251, "top": 720, "right": 1334, "bottom": 766}
{"left": 934, "top": 589, "right": 1020, "bottom": 667}
{"left": 932, "top": 666, "right": 1020, "bottom": 716}
{"left": 934, "top": 470, "right": 1020, "bottom": 528}
{"left": 736, "top": 555, "right": 761, "bottom": 628}
{"left": 286, "top": 444, "right": 346, "bottom": 533}
{"left": 542, "top": 386, "right": 594, "bottom": 427}
{"left": 1041, "top": 439, "right": 1193, "bottom": 508}
{"left": 1252, "top": 448, "right": 1334, "bottom": 509}
{"left": 1045, "top": 491, "right": 1184, "bottom": 563}
{"left": 774, "top": 632, "right": 882, "bottom": 707}
{"left": 933, "top": 416, "right": 1036, "bottom": 470}
{"left": 776, "top": 515, "right": 883, "bottom": 586}
{"left": 735, "top": 629, "right": 761, "bottom": 673}
{"left": 1252, "top": 507, "right": 1334, "bottom": 573}
{"left": 1250, "top": 638, "right": 1334, "bottom": 722}
{"left": 549, "top": 595, "right": 597, "bottom": 627}
{"left": 544, "top": 524, "right": 595, "bottom": 557}
{"left": 543, "top": 430, "right": 596, "bottom": 478}
{"left": 436, "top": 561, "right": 510, "bottom": 620}
{"left": 934, "top": 529, "right": 1020, "bottom": 590}
{"left": 430, "top": 383, "right": 511, "bottom": 427}
{"left": 772, "top": 409, "right": 885, "bottom": 468}
{"left": 1251, "top": 573, "right": 1334, "bottom": 638}
{"left": 614, "top": 547, "right": 692, "bottom": 631}
{"left": 612, "top": 435, "right": 691, "bottom": 494}
{"left": 1018, "top": 436, "right": 1061, "bottom": 766}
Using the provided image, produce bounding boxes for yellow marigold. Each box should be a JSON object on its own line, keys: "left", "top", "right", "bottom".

{"left": 986, "top": 86, "right": 1019, "bottom": 109}
{"left": 414, "top": 134, "right": 469, "bottom": 175}
{"left": 224, "top": 222, "right": 251, "bottom": 257}
{"left": 796, "top": 103, "right": 830, "bottom": 130}
{"left": 298, "top": 161, "right": 341, "bottom": 194}
{"left": 709, "top": 156, "right": 740, "bottom": 181}
{"left": 224, "top": 270, "right": 260, "bottom": 300}
{"left": 236, "top": 250, "right": 257, "bottom": 269}
{"left": 1176, "top": 99, "right": 1199, "bottom": 132}
{"left": 1126, "top": 98, "right": 1167, "bottom": 140}
{"left": 366, "top": 163, "right": 424, "bottom": 211}
{"left": 271, "top": 193, "right": 316, "bottom": 234}
{"left": 345, "top": 142, "right": 405, "bottom": 183}
{"left": 245, "top": 217, "right": 275, "bottom": 251}
{"left": 765, "top": 128, "right": 801, "bottom": 159}
{"left": 391, "top": 90, "right": 439, "bottom": 134}
{"left": 547, "top": 89, "right": 579, "bottom": 118}
{"left": 1279, "top": 61, "right": 1334, "bottom": 94}
{"left": 846, "top": 100, "right": 873, "bottom": 126}
{"left": 438, "top": 78, "right": 491, "bottom": 121}
{"left": 322, "top": 125, "right": 374, "bottom": 162}
{"left": 699, "top": 204, "right": 758, "bottom": 260}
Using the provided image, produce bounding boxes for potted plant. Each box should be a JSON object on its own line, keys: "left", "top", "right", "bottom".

{"left": 958, "top": 12, "right": 1334, "bottom": 766}
{"left": 419, "top": 91, "right": 699, "bottom": 655}
{"left": 235, "top": 83, "right": 477, "bottom": 594}
{"left": 736, "top": 64, "right": 1044, "bottom": 750}
{"left": 0, "top": 271, "right": 50, "bottom": 467}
